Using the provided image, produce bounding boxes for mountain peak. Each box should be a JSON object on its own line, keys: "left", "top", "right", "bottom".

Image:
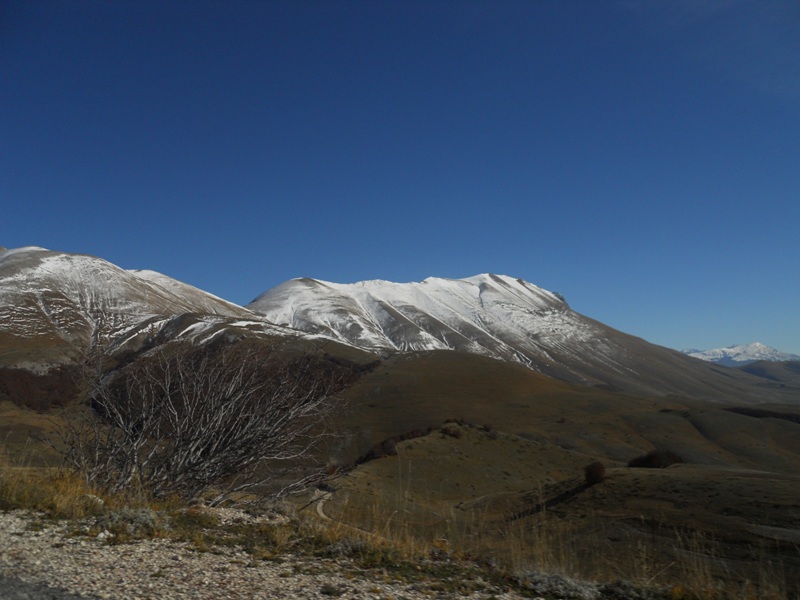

{"left": 246, "top": 274, "right": 798, "bottom": 401}
{"left": 248, "top": 274, "right": 568, "bottom": 341}
{"left": 0, "top": 245, "right": 50, "bottom": 263}
{"left": 683, "top": 342, "right": 800, "bottom": 366}
{"left": 0, "top": 246, "right": 258, "bottom": 368}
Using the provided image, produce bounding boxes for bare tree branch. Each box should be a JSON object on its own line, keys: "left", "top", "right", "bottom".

{"left": 54, "top": 338, "right": 356, "bottom": 504}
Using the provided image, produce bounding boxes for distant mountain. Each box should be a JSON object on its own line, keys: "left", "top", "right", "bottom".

{"left": 249, "top": 274, "right": 795, "bottom": 403}
{"left": 0, "top": 246, "right": 283, "bottom": 370}
{"left": 683, "top": 343, "right": 800, "bottom": 367}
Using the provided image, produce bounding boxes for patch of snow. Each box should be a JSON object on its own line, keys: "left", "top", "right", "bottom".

{"left": 0, "top": 247, "right": 286, "bottom": 361}
{"left": 0, "top": 246, "right": 49, "bottom": 262}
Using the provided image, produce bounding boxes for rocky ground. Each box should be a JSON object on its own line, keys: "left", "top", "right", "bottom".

{"left": 0, "top": 510, "right": 533, "bottom": 600}
{"left": 0, "top": 508, "right": 679, "bottom": 600}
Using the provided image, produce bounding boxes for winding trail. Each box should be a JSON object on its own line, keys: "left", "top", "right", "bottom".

{"left": 308, "top": 489, "right": 391, "bottom": 543}
{"left": 311, "top": 489, "right": 332, "bottom": 520}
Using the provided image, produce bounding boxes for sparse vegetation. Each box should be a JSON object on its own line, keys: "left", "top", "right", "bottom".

{"left": 3, "top": 347, "right": 799, "bottom": 600}
{"left": 0, "top": 466, "right": 105, "bottom": 518}
{"left": 2, "top": 442, "right": 797, "bottom": 600}
{"left": 628, "top": 450, "right": 684, "bottom": 469}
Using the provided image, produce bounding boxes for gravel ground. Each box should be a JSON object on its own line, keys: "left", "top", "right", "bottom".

{"left": 0, "top": 511, "right": 528, "bottom": 600}
{"left": 0, "top": 574, "right": 93, "bottom": 600}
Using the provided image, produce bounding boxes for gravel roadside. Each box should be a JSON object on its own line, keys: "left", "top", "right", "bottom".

{"left": 0, "top": 574, "right": 94, "bottom": 600}
{"left": 0, "top": 511, "right": 525, "bottom": 600}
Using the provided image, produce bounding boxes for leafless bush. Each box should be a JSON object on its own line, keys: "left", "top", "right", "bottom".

{"left": 583, "top": 461, "right": 606, "bottom": 485}
{"left": 55, "top": 339, "right": 355, "bottom": 504}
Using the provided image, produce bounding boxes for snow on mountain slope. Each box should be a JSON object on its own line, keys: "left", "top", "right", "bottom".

{"left": 249, "top": 274, "right": 581, "bottom": 359}
{"left": 129, "top": 269, "right": 249, "bottom": 317}
{"left": 247, "top": 275, "right": 653, "bottom": 392}
{"left": 683, "top": 343, "right": 800, "bottom": 366}
{"left": 0, "top": 247, "right": 260, "bottom": 368}
{"left": 249, "top": 274, "right": 800, "bottom": 403}
{"left": 4, "top": 247, "right": 793, "bottom": 403}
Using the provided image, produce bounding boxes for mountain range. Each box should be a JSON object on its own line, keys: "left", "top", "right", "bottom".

{"left": 3, "top": 246, "right": 800, "bottom": 588}
{"left": 683, "top": 342, "right": 800, "bottom": 366}
{"left": 1, "top": 246, "right": 797, "bottom": 404}
{"left": 247, "top": 275, "right": 795, "bottom": 401}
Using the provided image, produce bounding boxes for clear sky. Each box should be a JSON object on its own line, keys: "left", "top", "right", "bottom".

{"left": 2, "top": 0, "right": 799, "bottom": 354}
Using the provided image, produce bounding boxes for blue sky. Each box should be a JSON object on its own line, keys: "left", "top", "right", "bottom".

{"left": 2, "top": 0, "right": 799, "bottom": 354}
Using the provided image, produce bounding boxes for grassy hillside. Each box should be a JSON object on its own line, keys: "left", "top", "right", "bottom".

{"left": 739, "top": 360, "right": 800, "bottom": 387}
{"left": 332, "top": 350, "right": 800, "bottom": 470}
{"left": 3, "top": 343, "right": 799, "bottom": 597}
{"left": 312, "top": 351, "right": 800, "bottom": 596}
{"left": 321, "top": 422, "right": 800, "bottom": 597}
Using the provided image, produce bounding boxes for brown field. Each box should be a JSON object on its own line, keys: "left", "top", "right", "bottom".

{"left": 315, "top": 351, "right": 800, "bottom": 596}
{"left": 3, "top": 346, "right": 799, "bottom": 597}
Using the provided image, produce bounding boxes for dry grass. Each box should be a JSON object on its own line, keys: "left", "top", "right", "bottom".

{"left": 0, "top": 436, "right": 175, "bottom": 520}
{"left": 0, "top": 459, "right": 148, "bottom": 522}
{"left": 0, "top": 465, "right": 102, "bottom": 518}
{"left": 2, "top": 447, "right": 796, "bottom": 600}
{"left": 307, "top": 489, "right": 798, "bottom": 600}
{"left": 314, "top": 423, "right": 800, "bottom": 600}
{"left": 1, "top": 437, "right": 91, "bottom": 517}
{"left": 3, "top": 346, "right": 800, "bottom": 600}
{"left": 333, "top": 352, "right": 800, "bottom": 478}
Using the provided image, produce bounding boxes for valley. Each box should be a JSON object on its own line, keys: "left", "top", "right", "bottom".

{"left": 1, "top": 246, "right": 799, "bottom": 598}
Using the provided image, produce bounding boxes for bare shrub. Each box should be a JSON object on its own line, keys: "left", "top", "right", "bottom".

{"left": 55, "top": 339, "right": 356, "bottom": 504}
{"left": 627, "top": 449, "right": 683, "bottom": 469}
{"left": 583, "top": 461, "right": 606, "bottom": 485}
{"left": 379, "top": 439, "right": 397, "bottom": 457}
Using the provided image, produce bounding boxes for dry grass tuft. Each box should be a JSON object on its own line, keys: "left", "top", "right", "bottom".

{"left": 0, "top": 444, "right": 151, "bottom": 519}
{"left": 0, "top": 461, "right": 105, "bottom": 519}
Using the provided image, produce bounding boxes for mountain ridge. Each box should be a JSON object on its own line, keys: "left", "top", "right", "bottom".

{"left": 683, "top": 342, "right": 800, "bottom": 366}
{"left": 0, "top": 246, "right": 286, "bottom": 369}
{"left": 249, "top": 274, "right": 568, "bottom": 356}
{"left": 248, "top": 274, "right": 798, "bottom": 403}
{"left": 2, "top": 246, "right": 797, "bottom": 404}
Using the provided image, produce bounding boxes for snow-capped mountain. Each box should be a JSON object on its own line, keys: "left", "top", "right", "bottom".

{"left": 683, "top": 343, "right": 800, "bottom": 367}
{"left": 248, "top": 274, "right": 789, "bottom": 402}
{"left": 3, "top": 247, "right": 795, "bottom": 403}
{"left": 249, "top": 274, "right": 574, "bottom": 360}
{"left": 0, "top": 247, "right": 281, "bottom": 369}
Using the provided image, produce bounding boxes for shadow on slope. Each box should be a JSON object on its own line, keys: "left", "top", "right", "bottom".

{"left": 739, "top": 360, "right": 800, "bottom": 387}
